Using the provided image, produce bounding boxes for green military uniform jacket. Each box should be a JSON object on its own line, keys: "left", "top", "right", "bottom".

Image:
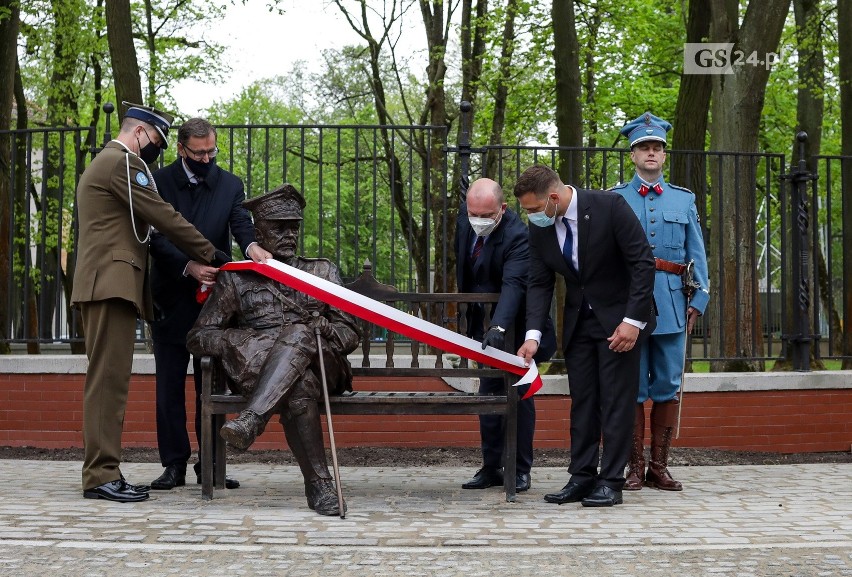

{"left": 71, "top": 141, "right": 216, "bottom": 320}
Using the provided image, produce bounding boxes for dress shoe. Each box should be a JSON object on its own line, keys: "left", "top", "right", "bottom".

{"left": 543, "top": 481, "right": 594, "bottom": 504}
{"left": 515, "top": 472, "right": 531, "bottom": 492}
{"left": 83, "top": 480, "right": 150, "bottom": 503}
{"left": 220, "top": 409, "right": 265, "bottom": 451}
{"left": 194, "top": 462, "right": 240, "bottom": 489}
{"left": 120, "top": 473, "right": 149, "bottom": 493}
{"left": 306, "top": 478, "right": 346, "bottom": 516}
{"left": 462, "top": 467, "right": 503, "bottom": 489}
{"left": 581, "top": 485, "right": 623, "bottom": 507}
{"left": 150, "top": 464, "right": 186, "bottom": 490}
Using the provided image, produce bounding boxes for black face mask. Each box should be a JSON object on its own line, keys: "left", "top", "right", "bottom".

{"left": 136, "top": 129, "right": 160, "bottom": 164}
{"left": 184, "top": 155, "right": 215, "bottom": 179}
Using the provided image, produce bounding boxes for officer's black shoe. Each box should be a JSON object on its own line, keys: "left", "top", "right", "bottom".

{"left": 120, "top": 473, "right": 150, "bottom": 493}
{"left": 462, "top": 467, "right": 503, "bottom": 489}
{"left": 83, "top": 480, "right": 150, "bottom": 503}
{"left": 516, "top": 472, "right": 531, "bottom": 492}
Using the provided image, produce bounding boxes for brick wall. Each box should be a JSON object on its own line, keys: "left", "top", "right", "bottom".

{"left": 1, "top": 372, "right": 850, "bottom": 453}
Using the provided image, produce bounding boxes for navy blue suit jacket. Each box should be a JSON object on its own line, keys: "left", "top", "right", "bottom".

{"left": 149, "top": 159, "right": 257, "bottom": 345}
{"left": 526, "top": 188, "right": 656, "bottom": 348}
{"left": 455, "top": 205, "right": 557, "bottom": 362}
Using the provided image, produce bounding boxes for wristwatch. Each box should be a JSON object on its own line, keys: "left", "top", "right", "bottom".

{"left": 490, "top": 325, "right": 506, "bottom": 333}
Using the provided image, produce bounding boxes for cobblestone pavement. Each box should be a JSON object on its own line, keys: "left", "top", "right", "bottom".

{"left": 0, "top": 461, "right": 850, "bottom": 576}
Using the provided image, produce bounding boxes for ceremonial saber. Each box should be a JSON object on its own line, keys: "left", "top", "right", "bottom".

{"left": 313, "top": 313, "right": 346, "bottom": 519}
{"left": 676, "top": 260, "right": 700, "bottom": 439}
{"left": 221, "top": 259, "right": 543, "bottom": 397}
{"left": 675, "top": 321, "right": 688, "bottom": 439}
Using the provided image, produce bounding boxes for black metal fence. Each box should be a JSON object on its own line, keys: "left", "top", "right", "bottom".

{"left": 0, "top": 104, "right": 848, "bottom": 366}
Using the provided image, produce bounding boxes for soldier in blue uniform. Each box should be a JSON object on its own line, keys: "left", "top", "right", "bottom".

{"left": 612, "top": 112, "right": 710, "bottom": 491}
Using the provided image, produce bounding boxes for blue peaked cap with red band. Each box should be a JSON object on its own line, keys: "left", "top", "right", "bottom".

{"left": 620, "top": 112, "right": 672, "bottom": 148}
{"left": 121, "top": 101, "right": 174, "bottom": 149}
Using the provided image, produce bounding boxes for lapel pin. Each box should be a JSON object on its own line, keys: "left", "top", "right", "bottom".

{"left": 584, "top": 214, "right": 590, "bottom": 220}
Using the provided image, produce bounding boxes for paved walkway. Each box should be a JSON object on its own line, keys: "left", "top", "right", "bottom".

{"left": 0, "top": 460, "right": 850, "bottom": 576}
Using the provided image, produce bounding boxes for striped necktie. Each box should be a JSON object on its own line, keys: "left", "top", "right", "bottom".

{"left": 472, "top": 236, "right": 484, "bottom": 261}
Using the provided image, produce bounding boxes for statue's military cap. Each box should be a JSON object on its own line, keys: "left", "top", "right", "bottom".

{"left": 620, "top": 112, "right": 672, "bottom": 148}
{"left": 243, "top": 183, "right": 305, "bottom": 221}
{"left": 121, "top": 101, "right": 175, "bottom": 148}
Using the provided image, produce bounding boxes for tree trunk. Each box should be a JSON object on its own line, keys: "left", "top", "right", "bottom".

{"left": 775, "top": 0, "right": 828, "bottom": 370}
{"left": 106, "top": 0, "right": 143, "bottom": 106}
{"left": 13, "top": 60, "right": 39, "bottom": 354}
{"left": 670, "top": 0, "right": 712, "bottom": 220}
{"left": 38, "top": 1, "right": 84, "bottom": 342}
{"left": 552, "top": 0, "right": 583, "bottom": 185}
{"left": 582, "top": 9, "right": 601, "bottom": 150}
{"left": 707, "top": 0, "right": 791, "bottom": 372}
{"left": 839, "top": 0, "right": 852, "bottom": 369}
{"left": 0, "top": 0, "right": 20, "bottom": 353}
{"left": 419, "top": 1, "right": 454, "bottom": 294}
{"left": 484, "top": 0, "right": 519, "bottom": 179}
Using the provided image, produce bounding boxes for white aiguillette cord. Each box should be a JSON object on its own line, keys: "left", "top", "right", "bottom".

{"left": 113, "top": 139, "right": 153, "bottom": 245}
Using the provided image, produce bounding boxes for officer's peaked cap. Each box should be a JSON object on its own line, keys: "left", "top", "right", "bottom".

{"left": 620, "top": 112, "right": 672, "bottom": 148}
{"left": 121, "top": 101, "right": 174, "bottom": 149}
{"left": 243, "top": 183, "right": 305, "bottom": 221}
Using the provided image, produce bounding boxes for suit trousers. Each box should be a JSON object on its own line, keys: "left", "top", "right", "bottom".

{"left": 565, "top": 309, "right": 641, "bottom": 490}
{"left": 478, "top": 376, "right": 535, "bottom": 474}
{"left": 80, "top": 298, "right": 138, "bottom": 490}
{"left": 153, "top": 341, "right": 205, "bottom": 467}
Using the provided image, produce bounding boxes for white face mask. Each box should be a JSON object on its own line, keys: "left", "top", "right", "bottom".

{"left": 469, "top": 213, "right": 500, "bottom": 237}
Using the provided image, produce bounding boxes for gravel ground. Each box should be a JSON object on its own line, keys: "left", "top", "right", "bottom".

{"left": 1, "top": 445, "right": 850, "bottom": 467}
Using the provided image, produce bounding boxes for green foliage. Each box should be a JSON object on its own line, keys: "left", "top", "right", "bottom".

{"left": 130, "top": 1, "right": 229, "bottom": 112}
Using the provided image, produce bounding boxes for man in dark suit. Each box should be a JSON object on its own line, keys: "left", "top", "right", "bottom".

{"left": 514, "top": 164, "right": 656, "bottom": 507}
{"left": 454, "top": 178, "right": 556, "bottom": 493}
{"left": 148, "top": 118, "right": 271, "bottom": 491}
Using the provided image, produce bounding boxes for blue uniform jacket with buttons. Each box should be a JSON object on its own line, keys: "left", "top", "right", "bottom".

{"left": 612, "top": 173, "right": 710, "bottom": 335}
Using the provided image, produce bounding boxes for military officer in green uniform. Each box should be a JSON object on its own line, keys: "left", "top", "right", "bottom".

{"left": 71, "top": 103, "right": 227, "bottom": 503}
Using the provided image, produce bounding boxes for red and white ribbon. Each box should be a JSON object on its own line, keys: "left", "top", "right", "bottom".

{"left": 220, "top": 259, "right": 543, "bottom": 398}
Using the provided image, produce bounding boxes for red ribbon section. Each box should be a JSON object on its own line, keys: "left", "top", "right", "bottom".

{"left": 220, "top": 260, "right": 543, "bottom": 398}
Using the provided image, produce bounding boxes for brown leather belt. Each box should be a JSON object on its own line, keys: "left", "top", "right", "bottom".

{"left": 655, "top": 257, "right": 686, "bottom": 275}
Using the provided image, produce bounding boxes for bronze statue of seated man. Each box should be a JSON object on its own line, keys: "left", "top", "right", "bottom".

{"left": 187, "top": 183, "right": 360, "bottom": 515}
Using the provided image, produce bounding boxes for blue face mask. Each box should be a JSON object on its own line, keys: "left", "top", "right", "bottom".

{"left": 527, "top": 197, "right": 557, "bottom": 227}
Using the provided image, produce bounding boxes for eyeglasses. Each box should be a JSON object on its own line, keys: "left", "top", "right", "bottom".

{"left": 181, "top": 143, "right": 219, "bottom": 159}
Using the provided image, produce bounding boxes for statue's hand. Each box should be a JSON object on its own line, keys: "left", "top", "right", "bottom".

{"left": 311, "top": 315, "right": 336, "bottom": 340}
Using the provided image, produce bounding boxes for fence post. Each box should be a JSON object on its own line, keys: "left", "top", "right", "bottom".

{"left": 102, "top": 102, "right": 114, "bottom": 147}
{"left": 784, "top": 132, "right": 818, "bottom": 370}
{"left": 458, "top": 101, "right": 472, "bottom": 200}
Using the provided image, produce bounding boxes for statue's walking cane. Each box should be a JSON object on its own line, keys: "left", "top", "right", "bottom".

{"left": 313, "top": 312, "right": 346, "bottom": 518}
{"left": 676, "top": 261, "right": 700, "bottom": 439}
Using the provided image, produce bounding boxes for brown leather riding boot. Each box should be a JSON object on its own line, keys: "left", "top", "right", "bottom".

{"left": 646, "top": 399, "right": 683, "bottom": 491}
{"left": 624, "top": 403, "right": 646, "bottom": 491}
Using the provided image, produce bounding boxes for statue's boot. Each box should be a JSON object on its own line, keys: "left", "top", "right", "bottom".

{"left": 283, "top": 402, "right": 346, "bottom": 516}
{"left": 645, "top": 399, "right": 683, "bottom": 491}
{"left": 624, "top": 403, "right": 645, "bottom": 491}
{"left": 220, "top": 409, "right": 267, "bottom": 452}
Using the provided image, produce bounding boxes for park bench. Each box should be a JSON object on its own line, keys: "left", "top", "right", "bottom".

{"left": 199, "top": 261, "right": 520, "bottom": 502}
